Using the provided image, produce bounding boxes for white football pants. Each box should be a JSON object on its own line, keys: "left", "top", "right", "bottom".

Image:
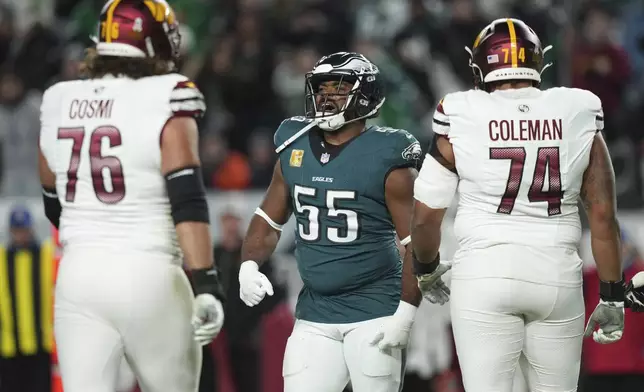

{"left": 54, "top": 248, "right": 201, "bottom": 392}
{"left": 450, "top": 277, "right": 584, "bottom": 392}
{"left": 283, "top": 317, "right": 405, "bottom": 392}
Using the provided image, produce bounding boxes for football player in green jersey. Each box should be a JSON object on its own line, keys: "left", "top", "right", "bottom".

{"left": 238, "top": 52, "right": 448, "bottom": 392}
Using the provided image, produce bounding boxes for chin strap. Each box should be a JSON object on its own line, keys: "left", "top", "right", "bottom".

{"left": 275, "top": 118, "right": 327, "bottom": 154}
{"left": 275, "top": 96, "right": 386, "bottom": 154}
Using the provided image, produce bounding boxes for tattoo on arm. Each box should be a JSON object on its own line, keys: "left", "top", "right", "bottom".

{"left": 580, "top": 133, "right": 622, "bottom": 282}
{"left": 580, "top": 133, "right": 616, "bottom": 214}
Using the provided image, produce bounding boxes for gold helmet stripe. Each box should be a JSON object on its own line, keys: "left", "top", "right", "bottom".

{"left": 506, "top": 18, "right": 518, "bottom": 67}
{"left": 105, "top": 0, "right": 122, "bottom": 42}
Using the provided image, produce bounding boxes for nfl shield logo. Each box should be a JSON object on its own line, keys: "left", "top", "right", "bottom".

{"left": 320, "top": 153, "right": 330, "bottom": 163}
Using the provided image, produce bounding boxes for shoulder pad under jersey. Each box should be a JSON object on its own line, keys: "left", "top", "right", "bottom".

{"left": 169, "top": 78, "right": 206, "bottom": 119}
{"left": 371, "top": 126, "right": 421, "bottom": 170}
{"left": 273, "top": 116, "right": 314, "bottom": 149}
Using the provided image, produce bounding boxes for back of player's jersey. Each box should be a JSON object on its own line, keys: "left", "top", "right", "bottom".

{"left": 433, "top": 87, "right": 603, "bottom": 251}
{"left": 39, "top": 74, "right": 205, "bottom": 260}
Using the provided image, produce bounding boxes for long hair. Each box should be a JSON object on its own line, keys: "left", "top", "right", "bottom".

{"left": 80, "top": 48, "right": 174, "bottom": 79}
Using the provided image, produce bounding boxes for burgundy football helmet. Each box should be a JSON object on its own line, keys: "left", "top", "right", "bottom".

{"left": 465, "top": 18, "right": 553, "bottom": 90}
{"left": 94, "top": 0, "right": 181, "bottom": 65}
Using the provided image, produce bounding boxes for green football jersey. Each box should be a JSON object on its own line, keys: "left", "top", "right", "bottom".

{"left": 275, "top": 117, "right": 421, "bottom": 323}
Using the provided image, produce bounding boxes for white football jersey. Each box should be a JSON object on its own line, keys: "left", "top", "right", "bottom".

{"left": 39, "top": 73, "right": 206, "bottom": 261}
{"left": 431, "top": 87, "right": 603, "bottom": 253}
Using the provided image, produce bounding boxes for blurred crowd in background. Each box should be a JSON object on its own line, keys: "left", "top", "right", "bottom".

{"left": 0, "top": 0, "right": 644, "bottom": 391}
{"left": 0, "top": 0, "right": 641, "bottom": 203}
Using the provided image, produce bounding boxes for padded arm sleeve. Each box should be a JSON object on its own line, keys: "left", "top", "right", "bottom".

{"left": 414, "top": 154, "right": 459, "bottom": 209}
{"left": 165, "top": 166, "right": 210, "bottom": 224}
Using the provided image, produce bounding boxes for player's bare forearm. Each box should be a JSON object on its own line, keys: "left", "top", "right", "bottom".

{"left": 160, "top": 116, "right": 216, "bottom": 271}
{"left": 580, "top": 133, "right": 622, "bottom": 282}
{"left": 385, "top": 167, "right": 421, "bottom": 306}
{"left": 400, "top": 245, "right": 422, "bottom": 306}
{"left": 176, "top": 222, "right": 214, "bottom": 269}
{"left": 241, "top": 161, "right": 291, "bottom": 266}
{"left": 411, "top": 201, "right": 445, "bottom": 263}
{"left": 241, "top": 216, "right": 281, "bottom": 267}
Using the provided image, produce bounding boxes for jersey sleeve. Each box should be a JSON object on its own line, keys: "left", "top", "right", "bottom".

{"left": 432, "top": 97, "right": 450, "bottom": 135}
{"left": 385, "top": 129, "right": 422, "bottom": 171}
{"left": 169, "top": 80, "right": 206, "bottom": 118}
{"left": 39, "top": 82, "right": 64, "bottom": 169}
{"left": 570, "top": 89, "right": 604, "bottom": 135}
{"left": 590, "top": 95, "right": 604, "bottom": 132}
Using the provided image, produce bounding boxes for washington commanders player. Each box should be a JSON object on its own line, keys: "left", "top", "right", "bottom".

{"left": 38, "top": 1, "right": 224, "bottom": 391}
{"left": 411, "top": 18, "right": 624, "bottom": 391}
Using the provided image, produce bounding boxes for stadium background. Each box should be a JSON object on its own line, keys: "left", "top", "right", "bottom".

{"left": 0, "top": 0, "right": 644, "bottom": 391}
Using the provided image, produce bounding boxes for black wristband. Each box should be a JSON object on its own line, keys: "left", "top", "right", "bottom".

{"left": 42, "top": 187, "right": 61, "bottom": 229}
{"left": 192, "top": 267, "right": 226, "bottom": 304}
{"left": 412, "top": 252, "right": 440, "bottom": 275}
{"left": 600, "top": 276, "right": 625, "bottom": 302}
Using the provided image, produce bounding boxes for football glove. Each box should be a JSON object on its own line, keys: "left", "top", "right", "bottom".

{"left": 584, "top": 279, "right": 625, "bottom": 344}
{"left": 191, "top": 267, "right": 226, "bottom": 346}
{"left": 192, "top": 294, "right": 225, "bottom": 346}
{"left": 625, "top": 271, "right": 644, "bottom": 312}
{"left": 584, "top": 300, "right": 624, "bottom": 344}
{"left": 413, "top": 253, "right": 451, "bottom": 305}
{"left": 370, "top": 301, "right": 417, "bottom": 351}
{"left": 239, "top": 260, "right": 274, "bottom": 307}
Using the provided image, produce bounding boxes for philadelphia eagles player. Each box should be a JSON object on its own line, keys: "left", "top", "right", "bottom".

{"left": 238, "top": 52, "right": 445, "bottom": 392}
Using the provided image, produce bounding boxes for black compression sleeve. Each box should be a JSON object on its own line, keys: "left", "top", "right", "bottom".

{"left": 42, "top": 187, "right": 61, "bottom": 229}
{"left": 164, "top": 166, "right": 210, "bottom": 224}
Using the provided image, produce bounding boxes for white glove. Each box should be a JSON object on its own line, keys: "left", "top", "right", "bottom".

{"left": 417, "top": 262, "right": 451, "bottom": 305}
{"left": 626, "top": 271, "right": 644, "bottom": 312}
{"left": 191, "top": 294, "right": 224, "bottom": 346}
{"left": 370, "top": 301, "right": 417, "bottom": 351}
{"left": 584, "top": 299, "right": 624, "bottom": 344}
{"left": 239, "top": 260, "right": 274, "bottom": 307}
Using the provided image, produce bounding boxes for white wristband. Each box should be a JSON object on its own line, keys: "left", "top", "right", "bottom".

{"left": 400, "top": 236, "right": 411, "bottom": 246}
{"left": 254, "top": 207, "right": 283, "bottom": 231}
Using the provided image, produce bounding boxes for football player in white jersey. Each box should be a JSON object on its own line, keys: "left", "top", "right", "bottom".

{"left": 410, "top": 18, "right": 624, "bottom": 392}
{"left": 37, "top": 1, "right": 225, "bottom": 391}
